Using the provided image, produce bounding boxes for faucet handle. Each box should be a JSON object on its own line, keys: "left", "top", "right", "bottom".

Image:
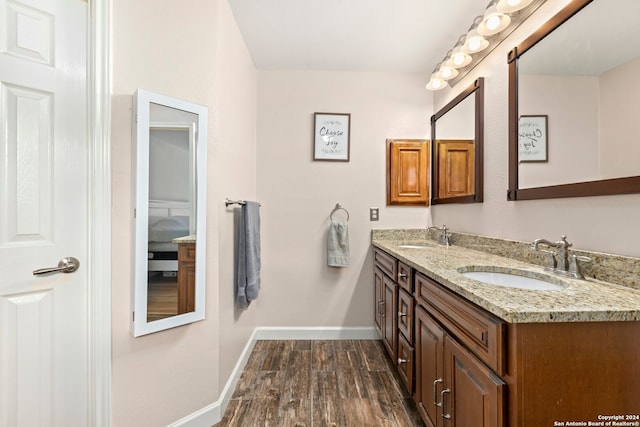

{"left": 540, "top": 249, "right": 557, "bottom": 270}
{"left": 559, "top": 235, "right": 573, "bottom": 248}
{"left": 568, "top": 254, "right": 591, "bottom": 280}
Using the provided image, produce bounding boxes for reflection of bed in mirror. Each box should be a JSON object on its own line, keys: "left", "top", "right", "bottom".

{"left": 147, "top": 199, "right": 190, "bottom": 275}
{"left": 146, "top": 200, "right": 191, "bottom": 322}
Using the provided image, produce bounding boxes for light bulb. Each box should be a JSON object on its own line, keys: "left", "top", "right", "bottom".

{"left": 468, "top": 38, "right": 482, "bottom": 52}
{"left": 497, "top": 0, "right": 533, "bottom": 13}
{"left": 452, "top": 54, "right": 466, "bottom": 66}
{"left": 486, "top": 15, "right": 501, "bottom": 31}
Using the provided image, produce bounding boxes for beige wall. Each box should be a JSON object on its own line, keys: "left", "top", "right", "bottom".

{"left": 256, "top": 71, "right": 433, "bottom": 327}
{"left": 600, "top": 58, "right": 640, "bottom": 178}
{"left": 111, "top": 0, "right": 258, "bottom": 425}
{"left": 433, "top": 0, "right": 640, "bottom": 258}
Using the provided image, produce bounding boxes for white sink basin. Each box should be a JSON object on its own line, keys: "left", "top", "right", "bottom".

{"left": 398, "top": 244, "right": 434, "bottom": 249}
{"left": 460, "top": 271, "right": 565, "bottom": 291}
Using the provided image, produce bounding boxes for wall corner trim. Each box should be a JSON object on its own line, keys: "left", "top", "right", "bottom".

{"left": 168, "top": 326, "right": 379, "bottom": 426}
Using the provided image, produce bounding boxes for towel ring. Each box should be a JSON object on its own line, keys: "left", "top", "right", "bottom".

{"left": 330, "top": 203, "right": 349, "bottom": 222}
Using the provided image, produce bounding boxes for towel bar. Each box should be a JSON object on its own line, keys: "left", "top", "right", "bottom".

{"left": 225, "top": 198, "right": 261, "bottom": 207}
{"left": 330, "top": 203, "right": 350, "bottom": 221}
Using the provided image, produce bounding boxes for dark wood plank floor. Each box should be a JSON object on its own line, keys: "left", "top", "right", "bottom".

{"left": 215, "top": 340, "right": 425, "bottom": 427}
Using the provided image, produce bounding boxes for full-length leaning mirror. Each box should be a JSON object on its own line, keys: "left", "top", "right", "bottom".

{"left": 431, "top": 77, "right": 484, "bottom": 204}
{"left": 508, "top": 0, "right": 640, "bottom": 200}
{"left": 132, "top": 89, "right": 208, "bottom": 337}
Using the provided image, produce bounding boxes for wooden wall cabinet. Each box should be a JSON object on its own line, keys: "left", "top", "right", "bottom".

{"left": 436, "top": 140, "right": 475, "bottom": 199}
{"left": 386, "top": 139, "right": 430, "bottom": 205}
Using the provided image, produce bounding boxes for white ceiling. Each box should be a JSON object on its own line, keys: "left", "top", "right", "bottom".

{"left": 227, "top": 0, "right": 485, "bottom": 73}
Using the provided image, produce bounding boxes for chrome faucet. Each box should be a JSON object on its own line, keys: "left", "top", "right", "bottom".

{"left": 428, "top": 224, "right": 451, "bottom": 246}
{"left": 532, "top": 235, "right": 572, "bottom": 271}
{"left": 531, "top": 235, "right": 591, "bottom": 279}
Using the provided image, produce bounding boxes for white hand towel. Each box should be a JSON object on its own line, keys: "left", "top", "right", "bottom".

{"left": 327, "top": 220, "right": 349, "bottom": 267}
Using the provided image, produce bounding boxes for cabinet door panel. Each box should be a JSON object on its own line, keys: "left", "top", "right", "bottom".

{"left": 444, "top": 335, "right": 505, "bottom": 427}
{"left": 437, "top": 140, "right": 474, "bottom": 199}
{"left": 374, "top": 268, "right": 384, "bottom": 334}
{"left": 415, "top": 306, "right": 445, "bottom": 427}
{"left": 397, "top": 332, "right": 414, "bottom": 394}
{"left": 386, "top": 139, "right": 430, "bottom": 205}
{"left": 397, "top": 288, "right": 414, "bottom": 343}
{"left": 382, "top": 275, "right": 398, "bottom": 361}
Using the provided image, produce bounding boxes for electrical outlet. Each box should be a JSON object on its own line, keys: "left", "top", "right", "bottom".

{"left": 370, "top": 207, "right": 379, "bottom": 221}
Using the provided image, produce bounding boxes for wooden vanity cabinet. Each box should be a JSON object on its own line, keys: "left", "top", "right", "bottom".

{"left": 374, "top": 249, "right": 416, "bottom": 393}
{"left": 177, "top": 242, "right": 196, "bottom": 314}
{"left": 414, "top": 272, "right": 505, "bottom": 427}
{"left": 375, "top": 245, "right": 640, "bottom": 427}
{"left": 374, "top": 249, "right": 399, "bottom": 361}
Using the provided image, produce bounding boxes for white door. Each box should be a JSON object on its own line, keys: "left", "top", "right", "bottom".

{"left": 0, "top": 0, "right": 89, "bottom": 425}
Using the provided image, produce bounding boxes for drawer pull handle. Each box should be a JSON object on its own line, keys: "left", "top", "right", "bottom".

{"left": 397, "top": 357, "right": 407, "bottom": 365}
{"left": 441, "top": 388, "right": 451, "bottom": 420}
{"left": 377, "top": 300, "right": 384, "bottom": 314}
{"left": 398, "top": 311, "right": 407, "bottom": 319}
{"left": 433, "top": 378, "right": 443, "bottom": 406}
{"left": 398, "top": 273, "right": 408, "bottom": 279}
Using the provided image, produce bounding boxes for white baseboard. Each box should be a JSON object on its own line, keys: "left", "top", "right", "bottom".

{"left": 169, "top": 326, "right": 378, "bottom": 426}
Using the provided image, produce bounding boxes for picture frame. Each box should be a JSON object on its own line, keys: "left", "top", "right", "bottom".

{"left": 518, "top": 115, "right": 548, "bottom": 162}
{"left": 313, "top": 112, "right": 351, "bottom": 161}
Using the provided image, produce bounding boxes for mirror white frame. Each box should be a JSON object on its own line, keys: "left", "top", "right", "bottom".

{"left": 132, "top": 89, "right": 208, "bottom": 337}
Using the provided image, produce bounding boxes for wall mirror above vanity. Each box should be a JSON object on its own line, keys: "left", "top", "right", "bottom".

{"left": 431, "top": 77, "right": 484, "bottom": 204}
{"left": 508, "top": 0, "right": 640, "bottom": 200}
{"left": 132, "top": 89, "right": 208, "bottom": 337}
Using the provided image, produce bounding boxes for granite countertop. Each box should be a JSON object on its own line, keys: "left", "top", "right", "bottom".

{"left": 172, "top": 234, "right": 196, "bottom": 244}
{"left": 372, "top": 238, "right": 640, "bottom": 323}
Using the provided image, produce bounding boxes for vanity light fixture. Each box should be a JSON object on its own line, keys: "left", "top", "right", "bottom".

{"left": 425, "top": 0, "right": 546, "bottom": 91}
{"left": 478, "top": 1, "right": 511, "bottom": 36}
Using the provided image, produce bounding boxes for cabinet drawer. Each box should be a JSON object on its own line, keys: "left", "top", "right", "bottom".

{"left": 397, "top": 333, "right": 414, "bottom": 394}
{"left": 397, "top": 261, "right": 413, "bottom": 292}
{"left": 415, "top": 272, "right": 505, "bottom": 375}
{"left": 397, "top": 288, "right": 414, "bottom": 344}
{"left": 178, "top": 243, "right": 196, "bottom": 262}
{"left": 374, "top": 248, "right": 397, "bottom": 279}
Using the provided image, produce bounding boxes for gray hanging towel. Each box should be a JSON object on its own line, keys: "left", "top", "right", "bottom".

{"left": 327, "top": 220, "right": 349, "bottom": 267}
{"left": 236, "top": 201, "right": 261, "bottom": 309}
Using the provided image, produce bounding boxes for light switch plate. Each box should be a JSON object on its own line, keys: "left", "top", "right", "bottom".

{"left": 370, "top": 207, "right": 379, "bottom": 221}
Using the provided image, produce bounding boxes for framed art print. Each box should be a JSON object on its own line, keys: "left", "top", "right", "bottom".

{"left": 313, "top": 112, "right": 351, "bottom": 161}
{"left": 518, "top": 115, "right": 548, "bottom": 162}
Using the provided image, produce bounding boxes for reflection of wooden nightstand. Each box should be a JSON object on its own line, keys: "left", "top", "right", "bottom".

{"left": 173, "top": 236, "right": 196, "bottom": 314}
